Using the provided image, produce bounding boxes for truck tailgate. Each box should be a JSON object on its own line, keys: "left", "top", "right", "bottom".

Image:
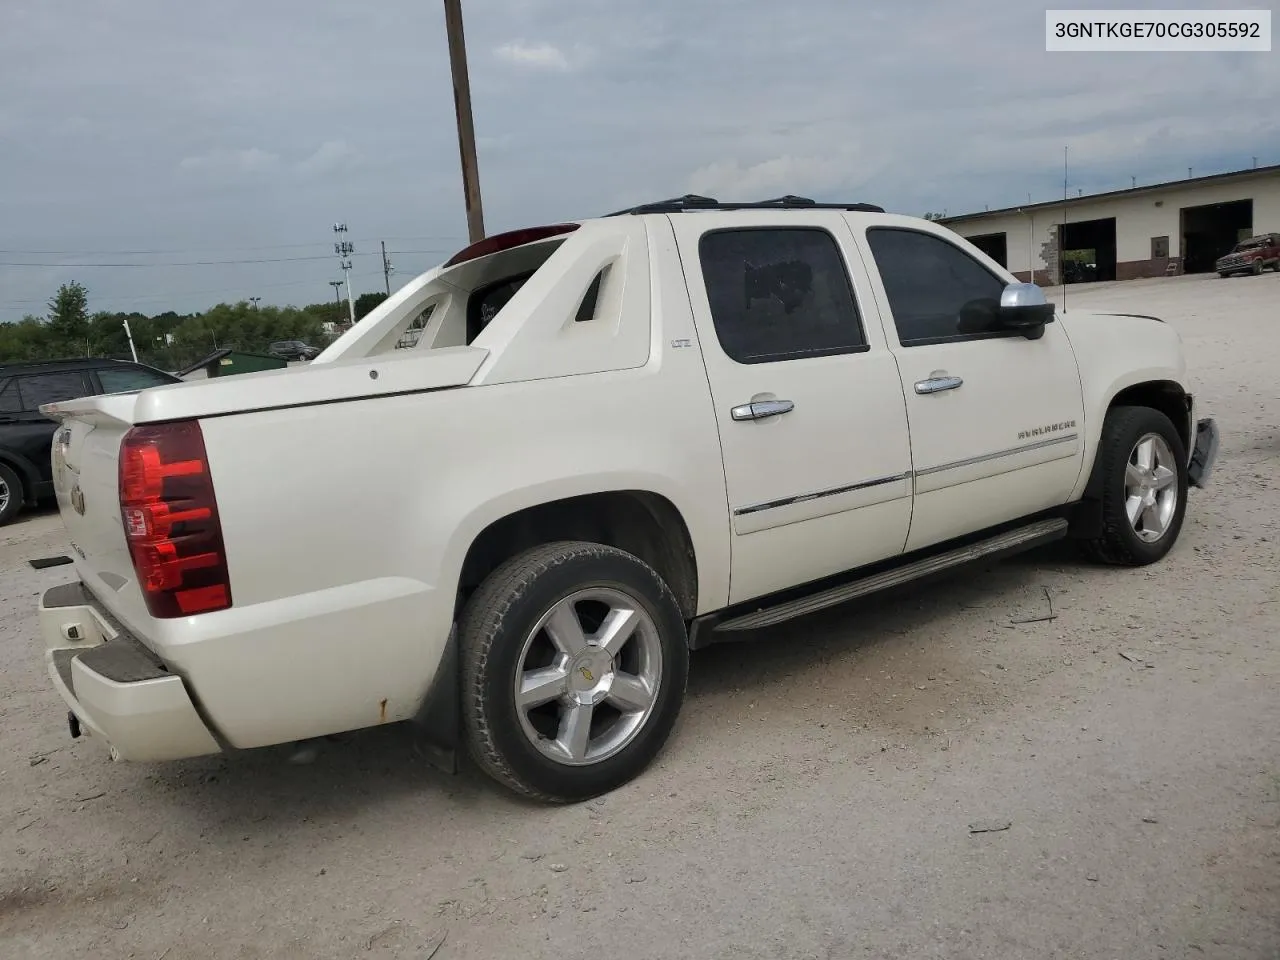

{"left": 43, "top": 394, "right": 156, "bottom": 634}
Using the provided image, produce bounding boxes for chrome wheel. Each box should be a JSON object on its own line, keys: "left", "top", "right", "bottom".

{"left": 0, "top": 478, "right": 9, "bottom": 514}
{"left": 1125, "top": 432, "right": 1179, "bottom": 542}
{"left": 514, "top": 587, "right": 663, "bottom": 767}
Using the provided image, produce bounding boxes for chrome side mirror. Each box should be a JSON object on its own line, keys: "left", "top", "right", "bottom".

{"left": 997, "top": 282, "right": 1055, "bottom": 339}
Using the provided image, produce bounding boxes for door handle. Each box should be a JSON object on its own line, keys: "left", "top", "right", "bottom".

{"left": 914, "top": 375, "right": 963, "bottom": 395}
{"left": 731, "top": 399, "right": 795, "bottom": 421}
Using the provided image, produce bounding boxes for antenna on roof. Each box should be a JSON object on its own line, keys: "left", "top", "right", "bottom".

{"left": 1062, "top": 145, "right": 1069, "bottom": 313}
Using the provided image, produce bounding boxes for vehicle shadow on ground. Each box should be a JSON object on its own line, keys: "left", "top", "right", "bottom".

{"left": 686, "top": 541, "right": 1081, "bottom": 695}
{"left": 136, "top": 544, "right": 1077, "bottom": 833}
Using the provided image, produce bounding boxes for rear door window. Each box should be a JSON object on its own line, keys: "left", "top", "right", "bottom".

{"left": 17, "top": 371, "right": 90, "bottom": 411}
{"left": 697, "top": 227, "right": 869, "bottom": 364}
{"left": 0, "top": 381, "right": 20, "bottom": 414}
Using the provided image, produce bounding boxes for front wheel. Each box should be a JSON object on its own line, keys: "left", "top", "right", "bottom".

{"left": 1251, "top": 259, "right": 1264, "bottom": 275}
{"left": 459, "top": 541, "right": 689, "bottom": 802}
{"left": 1079, "top": 405, "right": 1189, "bottom": 566}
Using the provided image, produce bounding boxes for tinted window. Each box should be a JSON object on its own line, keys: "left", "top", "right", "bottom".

{"left": 866, "top": 228, "right": 1007, "bottom": 346}
{"left": 698, "top": 228, "right": 867, "bottom": 364}
{"left": 97, "top": 366, "right": 176, "bottom": 394}
{"left": 0, "top": 381, "right": 20, "bottom": 414}
{"left": 468, "top": 272, "right": 534, "bottom": 343}
{"left": 17, "top": 372, "right": 89, "bottom": 410}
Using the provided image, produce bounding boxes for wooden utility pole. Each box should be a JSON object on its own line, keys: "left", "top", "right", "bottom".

{"left": 443, "top": 0, "right": 485, "bottom": 243}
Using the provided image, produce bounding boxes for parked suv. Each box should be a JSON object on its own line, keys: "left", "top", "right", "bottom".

{"left": 0, "top": 357, "right": 180, "bottom": 525}
{"left": 1216, "top": 233, "right": 1280, "bottom": 277}
{"left": 37, "top": 196, "right": 1218, "bottom": 802}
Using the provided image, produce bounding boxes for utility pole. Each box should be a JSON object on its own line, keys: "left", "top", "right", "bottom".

{"left": 328, "top": 280, "right": 344, "bottom": 323}
{"left": 381, "top": 241, "right": 394, "bottom": 295}
{"left": 443, "top": 0, "right": 485, "bottom": 243}
{"left": 249, "top": 296, "right": 261, "bottom": 310}
{"left": 333, "top": 223, "right": 356, "bottom": 325}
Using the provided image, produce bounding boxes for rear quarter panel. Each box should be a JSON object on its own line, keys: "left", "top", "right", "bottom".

{"left": 182, "top": 218, "right": 731, "bottom": 746}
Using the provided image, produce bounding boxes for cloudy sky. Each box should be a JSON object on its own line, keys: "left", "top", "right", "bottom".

{"left": 1, "top": 0, "right": 1277, "bottom": 321}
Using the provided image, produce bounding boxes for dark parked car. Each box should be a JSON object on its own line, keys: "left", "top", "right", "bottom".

{"left": 268, "top": 339, "right": 321, "bottom": 361}
{"left": 0, "top": 357, "right": 181, "bottom": 525}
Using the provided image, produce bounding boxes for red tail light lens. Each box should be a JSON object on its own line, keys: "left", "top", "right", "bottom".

{"left": 118, "top": 420, "right": 232, "bottom": 618}
{"left": 442, "top": 224, "right": 579, "bottom": 268}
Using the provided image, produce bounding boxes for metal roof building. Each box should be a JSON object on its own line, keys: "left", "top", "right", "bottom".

{"left": 939, "top": 162, "right": 1280, "bottom": 285}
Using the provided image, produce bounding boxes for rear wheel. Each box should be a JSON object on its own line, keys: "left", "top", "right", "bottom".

{"left": 1079, "top": 406, "right": 1188, "bottom": 566}
{"left": 459, "top": 541, "right": 689, "bottom": 802}
{"left": 0, "top": 463, "right": 24, "bottom": 526}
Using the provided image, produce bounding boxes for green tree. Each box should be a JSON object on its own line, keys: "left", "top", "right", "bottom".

{"left": 46, "top": 281, "right": 91, "bottom": 353}
{"left": 355, "top": 291, "right": 388, "bottom": 320}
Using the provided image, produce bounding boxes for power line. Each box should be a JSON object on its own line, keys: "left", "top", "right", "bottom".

{"left": 0, "top": 248, "right": 451, "bottom": 268}
{"left": 0, "top": 235, "right": 465, "bottom": 256}
{"left": 0, "top": 270, "right": 387, "bottom": 310}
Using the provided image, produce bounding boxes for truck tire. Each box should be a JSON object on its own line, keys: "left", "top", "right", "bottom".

{"left": 1079, "top": 405, "right": 1188, "bottom": 566}
{"left": 0, "top": 463, "right": 24, "bottom": 526}
{"left": 459, "top": 540, "right": 689, "bottom": 802}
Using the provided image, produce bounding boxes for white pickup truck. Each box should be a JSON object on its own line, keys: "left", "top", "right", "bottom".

{"left": 38, "top": 195, "right": 1219, "bottom": 803}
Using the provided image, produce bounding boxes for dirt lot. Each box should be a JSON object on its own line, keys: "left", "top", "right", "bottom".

{"left": 2, "top": 271, "right": 1278, "bottom": 960}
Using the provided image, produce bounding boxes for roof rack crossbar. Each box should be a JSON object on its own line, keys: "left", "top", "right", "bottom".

{"left": 605, "top": 195, "right": 884, "bottom": 216}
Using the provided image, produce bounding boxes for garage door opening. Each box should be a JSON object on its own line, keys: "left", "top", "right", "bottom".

{"left": 967, "top": 232, "right": 1008, "bottom": 268}
{"left": 1059, "top": 217, "right": 1117, "bottom": 283}
{"left": 1181, "top": 199, "right": 1252, "bottom": 274}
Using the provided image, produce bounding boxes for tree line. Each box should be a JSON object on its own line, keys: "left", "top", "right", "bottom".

{"left": 0, "top": 282, "right": 390, "bottom": 371}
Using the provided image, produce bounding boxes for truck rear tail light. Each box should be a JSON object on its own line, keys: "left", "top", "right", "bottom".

{"left": 443, "top": 224, "right": 579, "bottom": 267}
{"left": 118, "top": 420, "right": 232, "bottom": 618}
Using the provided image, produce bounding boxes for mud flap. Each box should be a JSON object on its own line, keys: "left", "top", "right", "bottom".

{"left": 410, "top": 623, "right": 460, "bottom": 775}
{"left": 1188, "top": 417, "right": 1219, "bottom": 489}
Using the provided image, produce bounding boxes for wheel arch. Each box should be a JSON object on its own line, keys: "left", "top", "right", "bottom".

{"left": 1082, "top": 378, "right": 1191, "bottom": 499}
{"left": 455, "top": 489, "right": 701, "bottom": 621}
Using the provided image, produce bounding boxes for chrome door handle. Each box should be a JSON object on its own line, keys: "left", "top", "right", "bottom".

{"left": 731, "top": 399, "right": 795, "bottom": 421}
{"left": 914, "top": 375, "right": 963, "bottom": 395}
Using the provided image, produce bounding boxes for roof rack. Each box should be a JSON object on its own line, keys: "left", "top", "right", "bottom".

{"left": 604, "top": 194, "right": 885, "bottom": 216}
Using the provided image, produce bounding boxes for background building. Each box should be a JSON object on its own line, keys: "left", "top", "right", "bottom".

{"left": 940, "top": 162, "right": 1280, "bottom": 284}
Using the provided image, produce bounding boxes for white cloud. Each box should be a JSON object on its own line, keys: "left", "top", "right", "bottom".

{"left": 296, "top": 139, "right": 363, "bottom": 176}
{"left": 178, "top": 147, "right": 280, "bottom": 177}
{"left": 688, "top": 155, "right": 853, "bottom": 200}
{"left": 494, "top": 40, "right": 572, "bottom": 71}
{"left": 2, "top": 0, "right": 1278, "bottom": 320}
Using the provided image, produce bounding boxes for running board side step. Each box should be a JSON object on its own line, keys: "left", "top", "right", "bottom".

{"left": 714, "top": 518, "right": 1069, "bottom": 633}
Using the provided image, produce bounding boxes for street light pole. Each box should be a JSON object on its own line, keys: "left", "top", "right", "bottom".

{"left": 249, "top": 296, "right": 261, "bottom": 310}
{"left": 443, "top": 0, "right": 485, "bottom": 243}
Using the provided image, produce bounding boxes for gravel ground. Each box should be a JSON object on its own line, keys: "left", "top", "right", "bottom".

{"left": 2, "top": 271, "right": 1278, "bottom": 960}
